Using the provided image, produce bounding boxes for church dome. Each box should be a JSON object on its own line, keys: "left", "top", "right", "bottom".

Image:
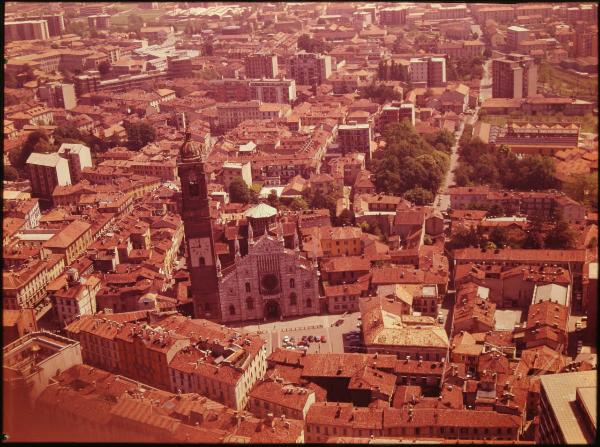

{"left": 180, "top": 132, "right": 202, "bottom": 159}
{"left": 246, "top": 203, "right": 277, "bottom": 219}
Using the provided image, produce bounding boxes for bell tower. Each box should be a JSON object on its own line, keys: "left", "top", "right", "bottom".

{"left": 178, "top": 132, "right": 221, "bottom": 320}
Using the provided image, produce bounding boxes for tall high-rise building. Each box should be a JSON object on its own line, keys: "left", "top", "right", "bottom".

{"left": 177, "top": 133, "right": 221, "bottom": 320}
{"left": 5, "top": 20, "right": 50, "bottom": 42}
{"left": 289, "top": 52, "right": 332, "bottom": 86}
{"left": 506, "top": 25, "right": 531, "bottom": 50}
{"left": 409, "top": 57, "right": 447, "bottom": 87}
{"left": 245, "top": 53, "right": 279, "bottom": 79}
{"left": 40, "top": 14, "right": 65, "bottom": 36}
{"left": 88, "top": 14, "right": 111, "bottom": 30}
{"left": 379, "top": 6, "right": 408, "bottom": 25}
{"left": 492, "top": 53, "right": 537, "bottom": 99}
{"left": 38, "top": 82, "right": 77, "bottom": 110}
{"left": 538, "top": 370, "right": 596, "bottom": 444}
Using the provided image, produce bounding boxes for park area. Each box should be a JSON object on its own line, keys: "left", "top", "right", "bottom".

{"left": 538, "top": 62, "right": 598, "bottom": 103}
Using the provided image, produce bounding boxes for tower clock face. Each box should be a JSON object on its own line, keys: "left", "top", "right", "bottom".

{"left": 189, "top": 238, "right": 213, "bottom": 267}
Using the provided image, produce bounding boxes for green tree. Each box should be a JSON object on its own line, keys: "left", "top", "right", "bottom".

{"left": 127, "top": 14, "right": 144, "bottom": 34}
{"left": 447, "top": 225, "right": 480, "bottom": 250}
{"left": 487, "top": 204, "right": 505, "bottom": 217}
{"left": 563, "top": 173, "right": 598, "bottom": 212}
{"left": 4, "top": 166, "right": 19, "bottom": 181}
{"left": 335, "top": 209, "right": 354, "bottom": 227}
{"left": 229, "top": 177, "right": 254, "bottom": 204}
{"left": 124, "top": 121, "right": 156, "bottom": 151}
{"left": 267, "top": 190, "right": 280, "bottom": 209}
{"left": 10, "top": 130, "right": 55, "bottom": 170}
{"left": 286, "top": 197, "right": 309, "bottom": 211}
{"left": 488, "top": 227, "right": 508, "bottom": 248}
{"left": 404, "top": 187, "right": 434, "bottom": 205}
{"left": 544, "top": 217, "right": 576, "bottom": 249}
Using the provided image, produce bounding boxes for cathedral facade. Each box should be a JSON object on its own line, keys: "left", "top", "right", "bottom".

{"left": 217, "top": 230, "right": 320, "bottom": 323}
{"left": 178, "top": 132, "right": 320, "bottom": 323}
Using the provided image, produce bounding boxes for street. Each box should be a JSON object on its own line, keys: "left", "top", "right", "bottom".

{"left": 433, "top": 59, "right": 492, "bottom": 213}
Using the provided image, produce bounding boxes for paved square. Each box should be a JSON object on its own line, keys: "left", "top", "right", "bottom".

{"left": 231, "top": 312, "right": 362, "bottom": 355}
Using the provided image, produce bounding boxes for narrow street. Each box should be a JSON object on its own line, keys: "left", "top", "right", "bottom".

{"left": 433, "top": 59, "right": 492, "bottom": 213}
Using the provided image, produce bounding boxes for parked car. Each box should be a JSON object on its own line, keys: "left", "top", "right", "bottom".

{"left": 320, "top": 335, "right": 327, "bottom": 343}
{"left": 283, "top": 336, "right": 290, "bottom": 343}
{"left": 308, "top": 335, "right": 314, "bottom": 342}
{"left": 334, "top": 319, "right": 344, "bottom": 326}
{"left": 302, "top": 335, "right": 308, "bottom": 342}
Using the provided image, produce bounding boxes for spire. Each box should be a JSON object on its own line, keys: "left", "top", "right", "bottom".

{"left": 277, "top": 220, "right": 284, "bottom": 243}
{"left": 293, "top": 230, "right": 299, "bottom": 251}
{"left": 248, "top": 221, "right": 254, "bottom": 245}
{"left": 216, "top": 256, "right": 222, "bottom": 278}
{"left": 234, "top": 238, "right": 241, "bottom": 259}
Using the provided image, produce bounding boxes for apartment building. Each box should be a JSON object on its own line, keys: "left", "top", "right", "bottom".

{"left": 249, "top": 78, "right": 296, "bottom": 104}
{"left": 42, "top": 220, "right": 93, "bottom": 265}
{"left": 507, "top": 26, "right": 531, "bottom": 50}
{"left": 337, "top": 123, "right": 372, "bottom": 159}
{"left": 26, "top": 153, "right": 72, "bottom": 200}
{"left": 88, "top": 14, "right": 111, "bottom": 29}
{"left": 379, "top": 6, "right": 408, "bottom": 25}
{"left": 245, "top": 53, "right": 279, "bottom": 79}
{"left": 289, "top": 52, "right": 332, "bottom": 86}
{"left": 57, "top": 143, "right": 93, "bottom": 184}
{"left": 409, "top": 57, "right": 446, "bottom": 87}
{"left": 538, "top": 370, "right": 596, "bottom": 444}
{"left": 5, "top": 20, "right": 50, "bottom": 41}
{"left": 492, "top": 53, "right": 537, "bottom": 99}
{"left": 37, "top": 82, "right": 77, "bottom": 110}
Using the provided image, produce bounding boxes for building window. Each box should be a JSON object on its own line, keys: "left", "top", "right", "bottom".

{"left": 189, "top": 180, "right": 199, "bottom": 196}
{"left": 306, "top": 298, "right": 312, "bottom": 307}
{"left": 245, "top": 282, "right": 251, "bottom": 293}
{"left": 290, "top": 293, "right": 297, "bottom": 305}
{"left": 229, "top": 305, "right": 236, "bottom": 315}
{"left": 246, "top": 297, "right": 254, "bottom": 310}
{"left": 290, "top": 278, "right": 295, "bottom": 288}
{"left": 199, "top": 257, "right": 205, "bottom": 266}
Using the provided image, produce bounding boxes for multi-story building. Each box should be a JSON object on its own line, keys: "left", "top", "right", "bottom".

{"left": 79, "top": 4, "right": 105, "bottom": 16}
{"left": 320, "top": 226, "right": 363, "bottom": 257}
{"left": 51, "top": 269, "right": 100, "bottom": 326}
{"left": 574, "top": 27, "right": 599, "bottom": 58}
{"left": 26, "top": 153, "right": 72, "bottom": 200}
{"left": 218, "top": 161, "right": 253, "bottom": 190}
{"left": 538, "top": 370, "right": 596, "bottom": 444}
{"left": 409, "top": 57, "right": 446, "bottom": 87}
{"left": 245, "top": 53, "right": 279, "bottom": 79}
{"left": 42, "top": 220, "right": 93, "bottom": 265}
{"left": 337, "top": 123, "right": 372, "bottom": 159}
{"left": 3, "top": 331, "right": 82, "bottom": 438}
{"left": 506, "top": 26, "right": 531, "bottom": 50}
{"left": 379, "top": 6, "right": 408, "bottom": 25}
{"left": 305, "top": 404, "right": 522, "bottom": 442}
{"left": 31, "top": 363, "right": 303, "bottom": 443}
{"left": 57, "top": 143, "right": 93, "bottom": 184}
{"left": 87, "top": 14, "right": 111, "bottom": 29}
{"left": 38, "top": 82, "right": 77, "bottom": 110}
{"left": 492, "top": 53, "right": 537, "bottom": 99}
{"left": 289, "top": 52, "right": 332, "bottom": 86}
{"left": 5, "top": 20, "right": 50, "bottom": 41}
{"left": 216, "top": 100, "right": 290, "bottom": 132}
{"left": 248, "top": 78, "right": 296, "bottom": 104}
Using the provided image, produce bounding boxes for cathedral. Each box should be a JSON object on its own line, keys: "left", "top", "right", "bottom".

{"left": 177, "top": 133, "right": 320, "bottom": 323}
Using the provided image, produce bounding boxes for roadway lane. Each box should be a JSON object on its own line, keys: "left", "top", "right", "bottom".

{"left": 433, "top": 58, "right": 493, "bottom": 213}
